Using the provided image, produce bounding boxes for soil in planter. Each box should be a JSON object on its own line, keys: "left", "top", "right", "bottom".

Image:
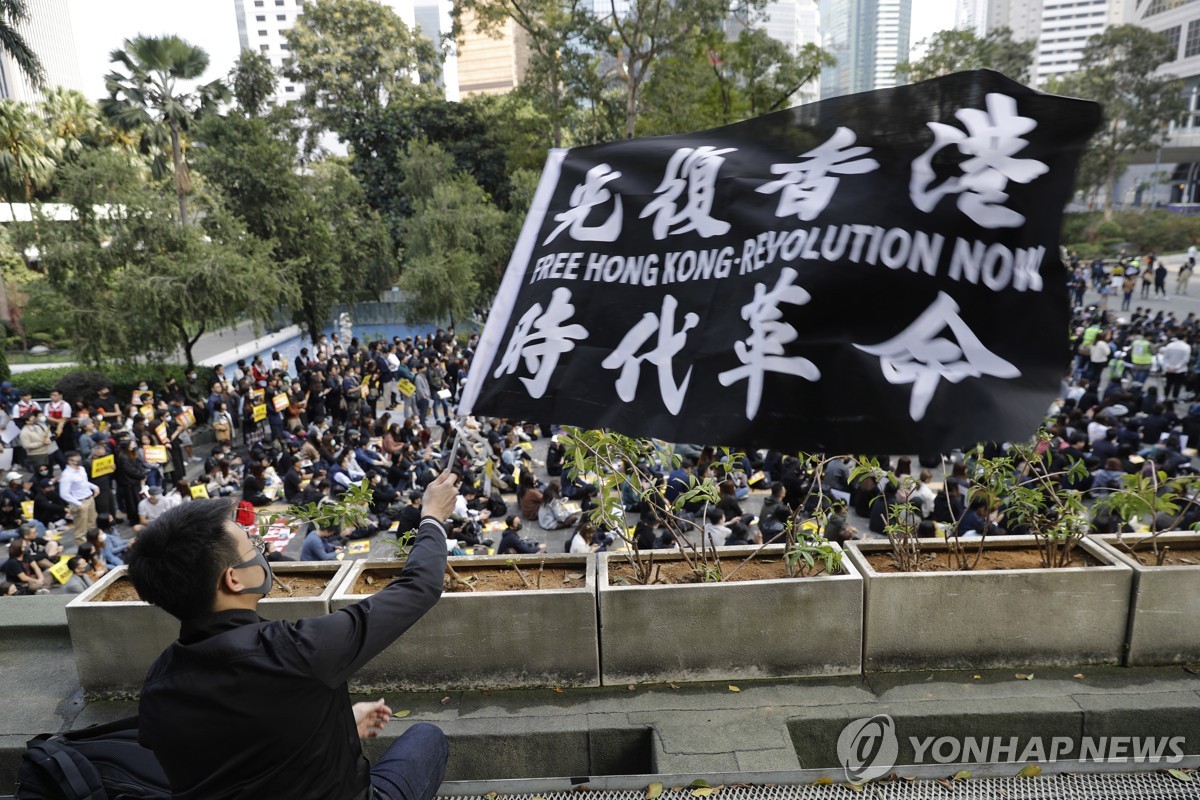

{"left": 1108, "top": 541, "right": 1200, "bottom": 567}
{"left": 98, "top": 574, "right": 333, "bottom": 602}
{"left": 353, "top": 566, "right": 587, "bottom": 594}
{"left": 864, "top": 546, "right": 1102, "bottom": 573}
{"left": 609, "top": 556, "right": 827, "bottom": 584}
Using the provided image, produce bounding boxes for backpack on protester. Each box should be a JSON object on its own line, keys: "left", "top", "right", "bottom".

{"left": 16, "top": 716, "right": 170, "bottom": 800}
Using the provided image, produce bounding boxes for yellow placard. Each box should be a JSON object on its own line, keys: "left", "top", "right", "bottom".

{"left": 272, "top": 393, "right": 289, "bottom": 412}
{"left": 252, "top": 387, "right": 265, "bottom": 403}
{"left": 190, "top": 484, "right": 210, "bottom": 499}
{"left": 176, "top": 407, "right": 195, "bottom": 429}
{"left": 512, "top": 465, "right": 520, "bottom": 487}
{"left": 519, "top": 441, "right": 533, "bottom": 451}
{"left": 21, "top": 500, "right": 34, "bottom": 519}
{"left": 48, "top": 556, "right": 72, "bottom": 585}
{"left": 253, "top": 404, "right": 267, "bottom": 422}
{"left": 396, "top": 379, "right": 415, "bottom": 398}
{"left": 90, "top": 455, "right": 115, "bottom": 478}
{"left": 155, "top": 423, "right": 169, "bottom": 445}
{"left": 347, "top": 540, "right": 370, "bottom": 555}
{"left": 143, "top": 445, "right": 167, "bottom": 464}
{"left": 140, "top": 404, "right": 155, "bottom": 420}
{"left": 748, "top": 471, "right": 766, "bottom": 486}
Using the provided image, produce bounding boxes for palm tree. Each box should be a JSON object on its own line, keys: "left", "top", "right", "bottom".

{"left": 0, "top": 0, "right": 45, "bottom": 90}
{"left": 40, "top": 87, "right": 104, "bottom": 161}
{"left": 0, "top": 99, "right": 58, "bottom": 209}
{"left": 102, "top": 35, "right": 227, "bottom": 224}
{"left": 0, "top": 99, "right": 57, "bottom": 334}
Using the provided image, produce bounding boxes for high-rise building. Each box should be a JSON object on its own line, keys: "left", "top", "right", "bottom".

{"left": 955, "top": 0, "right": 988, "bottom": 37}
{"left": 454, "top": 7, "right": 529, "bottom": 97}
{"left": 819, "top": 0, "right": 910, "bottom": 98}
{"left": 0, "top": 0, "right": 83, "bottom": 103}
{"left": 1122, "top": 0, "right": 1200, "bottom": 207}
{"left": 749, "top": 0, "right": 823, "bottom": 105}
{"left": 985, "top": 0, "right": 1122, "bottom": 86}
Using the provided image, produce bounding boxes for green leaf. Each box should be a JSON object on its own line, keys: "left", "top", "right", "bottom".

{"left": 952, "top": 770, "right": 971, "bottom": 780}
{"left": 1168, "top": 769, "right": 1193, "bottom": 782}
{"left": 646, "top": 783, "right": 664, "bottom": 798}
{"left": 689, "top": 779, "right": 709, "bottom": 788}
{"left": 691, "top": 789, "right": 713, "bottom": 797}
{"left": 394, "top": 709, "right": 411, "bottom": 718}
{"left": 1017, "top": 764, "right": 1041, "bottom": 778}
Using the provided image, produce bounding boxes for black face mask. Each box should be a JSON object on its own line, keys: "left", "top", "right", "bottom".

{"left": 229, "top": 550, "right": 273, "bottom": 596}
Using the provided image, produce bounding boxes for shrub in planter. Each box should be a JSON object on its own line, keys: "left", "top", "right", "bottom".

{"left": 558, "top": 429, "right": 862, "bottom": 683}
{"left": 846, "top": 438, "right": 1133, "bottom": 671}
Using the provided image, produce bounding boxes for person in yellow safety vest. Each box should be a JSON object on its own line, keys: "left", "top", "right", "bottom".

{"left": 1076, "top": 323, "right": 1104, "bottom": 379}
{"left": 1130, "top": 331, "right": 1154, "bottom": 384}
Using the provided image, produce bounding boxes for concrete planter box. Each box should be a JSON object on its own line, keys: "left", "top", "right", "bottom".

{"left": 330, "top": 554, "right": 598, "bottom": 692}
{"left": 845, "top": 536, "right": 1132, "bottom": 672}
{"left": 1092, "top": 531, "right": 1200, "bottom": 666}
{"left": 65, "top": 561, "right": 353, "bottom": 697}
{"left": 597, "top": 544, "right": 862, "bottom": 685}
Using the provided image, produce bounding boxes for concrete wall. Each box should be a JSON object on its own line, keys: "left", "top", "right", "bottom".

{"left": 331, "top": 555, "right": 599, "bottom": 691}
{"left": 1094, "top": 532, "right": 1200, "bottom": 666}
{"left": 598, "top": 545, "right": 863, "bottom": 685}
{"left": 846, "top": 536, "right": 1132, "bottom": 672}
{"left": 65, "top": 562, "right": 352, "bottom": 697}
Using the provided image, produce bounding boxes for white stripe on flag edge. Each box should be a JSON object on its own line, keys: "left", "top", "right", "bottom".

{"left": 459, "top": 148, "right": 567, "bottom": 416}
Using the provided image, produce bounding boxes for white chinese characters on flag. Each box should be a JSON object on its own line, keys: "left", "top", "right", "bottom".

{"left": 461, "top": 71, "right": 1101, "bottom": 453}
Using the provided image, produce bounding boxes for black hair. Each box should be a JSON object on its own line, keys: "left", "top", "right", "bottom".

{"left": 67, "top": 556, "right": 87, "bottom": 572}
{"left": 127, "top": 499, "right": 241, "bottom": 622}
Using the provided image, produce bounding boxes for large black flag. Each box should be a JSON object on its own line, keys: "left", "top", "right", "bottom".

{"left": 460, "top": 71, "right": 1102, "bottom": 453}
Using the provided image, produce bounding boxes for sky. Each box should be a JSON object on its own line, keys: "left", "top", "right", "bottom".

{"left": 66, "top": 0, "right": 960, "bottom": 103}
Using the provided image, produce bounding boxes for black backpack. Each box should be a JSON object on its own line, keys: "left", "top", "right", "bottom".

{"left": 17, "top": 716, "right": 170, "bottom": 800}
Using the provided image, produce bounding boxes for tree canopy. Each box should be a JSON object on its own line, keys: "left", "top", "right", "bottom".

{"left": 895, "top": 28, "right": 1034, "bottom": 84}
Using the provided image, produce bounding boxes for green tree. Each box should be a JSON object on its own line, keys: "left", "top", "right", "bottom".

{"left": 599, "top": 0, "right": 752, "bottom": 138}
{"left": 894, "top": 27, "right": 1034, "bottom": 84}
{"left": 229, "top": 50, "right": 277, "bottom": 118}
{"left": 102, "top": 34, "right": 228, "bottom": 224}
{"left": 39, "top": 88, "right": 109, "bottom": 164}
{"left": 192, "top": 111, "right": 394, "bottom": 343}
{"left": 1054, "top": 25, "right": 1185, "bottom": 220}
{"left": 0, "top": 0, "right": 44, "bottom": 89}
{"left": 115, "top": 198, "right": 294, "bottom": 369}
{"left": 34, "top": 147, "right": 287, "bottom": 367}
{"left": 395, "top": 140, "right": 508, "bottom": 323}
{"left": 282, "top": 0, "right": 442, "bottom": 146}
{"left": 452, "top": 0, "right": 604, "bottom": 148}
{"left": 640, "top": 30, "right": 833, "bottom": 134}
{"left": 0, "top": 99, "right": 59, "bottom": 209}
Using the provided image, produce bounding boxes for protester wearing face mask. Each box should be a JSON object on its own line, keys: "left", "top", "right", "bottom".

{"left": 87, "top": 527, "right": 122, "bottom": 568}
{"left": 127, "top": 474, "right": 459, "bottom": 800}
{"left": 498, "top": 514, "right": 546, "bottom": 554}
{"left": 18, "top": 412, "right": 59, "bottom": 470}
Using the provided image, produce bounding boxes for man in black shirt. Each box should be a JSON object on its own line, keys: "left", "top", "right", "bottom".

{"left": 127, "top": 471, "right": 459, "bottom": 800}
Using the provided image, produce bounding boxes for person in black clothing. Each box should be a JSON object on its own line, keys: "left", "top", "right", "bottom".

{"left": 126, "top": 472, "right": 459, "bottom": 800}
{"left": 932, "top": 480, "right": 964, "bottom": 525}
{"left": 394, "top": 491, "right": 424, "bottom": 535}
{"left": 498, "top": 515, "right": 545, "bottom": 554}
{"left": 240, "top": 463, "right": 272, "bottom": 507}
{"left": 33, "top": 479, "right": 68, "bottom": 528}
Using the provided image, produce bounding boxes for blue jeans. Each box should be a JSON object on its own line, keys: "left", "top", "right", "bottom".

{"left": 371, "top": 723, "right": 448, "bottom": 800}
